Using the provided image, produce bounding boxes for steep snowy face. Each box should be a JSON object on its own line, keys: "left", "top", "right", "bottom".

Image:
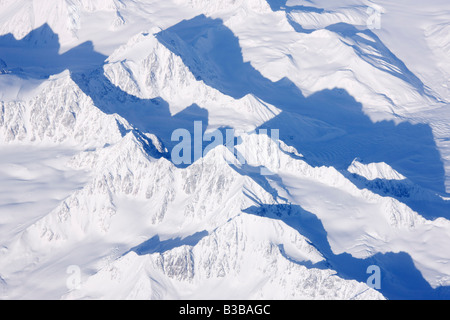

{"left": 0, "top": 72, "right": 130, "bottom": 146}
{"left": 235, "top": 135, "right": 450, "bottom": 291}
{"left": 0, "top": 131, "right": 384, "bottom": 299}
{"left": 348, "top": 160, "right": 406, "bottom": 181}
{"left": 64, "top": 214, "right": 383, "bottom": 300}
{"left": 0, "top": 0, "right": 450, "bottom": 301}
{"left": 104, "top": 31, "right": 281, "bottom": 132}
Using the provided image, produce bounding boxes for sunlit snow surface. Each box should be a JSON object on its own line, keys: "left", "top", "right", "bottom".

{"left": 0, "top": 0, "right": 450, "bottom": 300}
{"left": 0, "top": 146, "right": 89, "bottom": 243}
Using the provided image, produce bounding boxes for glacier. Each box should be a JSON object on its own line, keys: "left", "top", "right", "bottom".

{"left": 0, "top": 0, "right": 449, "bottom": 300}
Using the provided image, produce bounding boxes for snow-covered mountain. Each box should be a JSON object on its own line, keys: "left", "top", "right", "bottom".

{"left": 0, "top": 0, "right": 449, "bottom": 300}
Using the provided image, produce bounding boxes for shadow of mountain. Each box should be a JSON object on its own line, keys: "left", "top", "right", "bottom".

{"left": 345, "top": 172, "right": 450, "bottom": 221}
{"left": 2, "top": 19, "right": 447, "bottom": 213}
{"left": 72, "top": 68, "right": 210, "bottom": 160}
{"left": 244, "top": 204, "right": 450, "bottom": 300}
{"left": 268, "top": 2, "right": 433, "bottom": 97}
{"left": 229, "top": 163, "right": 291, "bottom": 203}
{"left": 326, "top": 23, "right": 431, "bottom": 97}
{"left": 266, "top": 0, "right": 322, "bottom": 33}
{"left": 1, "top": 18, "right": 450, "bottom": 300}
{"left": 0, "top": 23, "right": 221, "bottom": 165}
{"left": 129, "top": 231, "right": 209, "bottom": 255}
{"left": 0, "top": 24, "right": 106, "bottom": 78}
{"left": 157, "top": 15, "right": 448, "bottom": 208}
{"left": 267, "top": 0, "right": 325, "bottom": 13}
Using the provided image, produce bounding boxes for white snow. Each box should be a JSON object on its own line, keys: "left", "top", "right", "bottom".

{"left": 0, "top": 0, "right": 449, "bottom": 300}
{"left": 348, "top": 159, "right": 407, "bottom": 181}
{"left": 0, "top": 145, "right": 90, "bottom": 245}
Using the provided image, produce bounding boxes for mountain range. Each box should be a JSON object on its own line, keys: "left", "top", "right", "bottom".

{"left": 0, "top": 0, "right": 449, "bottom": 300}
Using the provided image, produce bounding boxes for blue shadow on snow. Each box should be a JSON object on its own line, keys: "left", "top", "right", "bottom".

{"left": 244, "top": 204, "right": 450, "bottom": 300}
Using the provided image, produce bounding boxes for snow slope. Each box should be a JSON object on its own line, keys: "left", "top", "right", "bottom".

{"left": 0, "top": 0, "right": 449, "bottom": 300}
